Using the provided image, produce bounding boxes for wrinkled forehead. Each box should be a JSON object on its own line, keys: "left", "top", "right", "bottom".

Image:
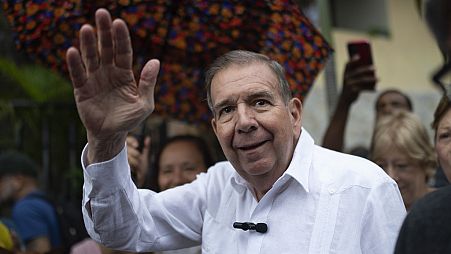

{"left": 214, "top": 61, "right": 275, "bottom": 79}
{"left": 211, "top": 62, "right": 280, "bottom": 103}
{"left": 211, "top": 62, "right": 278, "bottom": 92}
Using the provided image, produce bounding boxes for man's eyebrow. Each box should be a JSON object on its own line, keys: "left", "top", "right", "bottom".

{"left": 212, "top": 90, "right": 276, "bottom": 111}
{"left": 245, "top": 90, "right": 275, "bottom": 101}
{"left": 213, "top": 98, "right": 235, "bottom": 112}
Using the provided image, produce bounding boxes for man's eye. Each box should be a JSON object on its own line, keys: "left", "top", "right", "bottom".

{"left": 255, "top": 99, "right": 269, "bottom": 107}
{"left": 220, "top": 106, "right": 234, "bottom": 115}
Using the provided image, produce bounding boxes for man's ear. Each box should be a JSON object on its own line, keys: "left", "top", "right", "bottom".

{"left": 211, "top": 117, "right": 218, "bottom": 136}
{"left": 289, "top": 98, "right": 303, "bottom": 128}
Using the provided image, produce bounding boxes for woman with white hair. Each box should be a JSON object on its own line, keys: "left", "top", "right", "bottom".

{"left": 370, "top": 111, "right": 436, "bottom": 210}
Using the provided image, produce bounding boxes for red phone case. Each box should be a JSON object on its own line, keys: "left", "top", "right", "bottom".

{"left": 347, "top": 41, "right": 373, "bottom": 66}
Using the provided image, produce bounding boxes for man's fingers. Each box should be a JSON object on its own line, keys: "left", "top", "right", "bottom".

{"left": 80, "top": 25, "right": 99, "bottom": 73}
{"left": 344, "top": 66, "right": 375, "bottom": 80}
{"left": 138, "top": 60, "right": 160, "bottom": 110}
{"left": 113, "top": 19, "right": 133, "bottom": 69}
{"left": 66, "top": 47, "right": 87, "bottom": 89}
{"left": 96, "top": 9, "right": 114, "bottom": 65}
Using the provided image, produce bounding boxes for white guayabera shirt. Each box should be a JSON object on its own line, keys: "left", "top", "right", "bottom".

{"left": 81, "top": 128, "right": 406, "bottom": 254}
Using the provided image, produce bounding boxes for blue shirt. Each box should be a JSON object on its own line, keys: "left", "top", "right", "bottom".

{"left": 12, "top": 192, "right": 62, "bottom": 247}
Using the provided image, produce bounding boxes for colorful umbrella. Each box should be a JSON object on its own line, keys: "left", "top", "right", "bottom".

{"left": 2, "top": 0, "right": 333, "bottom": 124}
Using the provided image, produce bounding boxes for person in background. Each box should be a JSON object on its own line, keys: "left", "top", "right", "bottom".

{"left": 68, "top": 9, "right": 406, "bottom": 253}
{"left": 319, "top": 52, "right": 451, "bottom": 187}
{"left": 432, "top": 94, "right": 451, "bottom": 181}
{"left": 375, "top": 89, "right": 413, "bottom": 119}
{"left": 126, "top": 134, "right": 215, "bottom": 191}
{"left": 321, "top": 54, "right": 377, "bottom": 153}
{"left": 153, "top": 135, "right": 213, "bottom": 192}
{"left": 370, "top": 111, "right": 436, "bottom": 210}
{"left": 395, "top": 91, "right": 451, "bottom": 253}
{"left": 0, "top": 151, "right": 61, "bottom": 254}
{"left": 394, "top": 0, "right": 451, "bottom": 252}
{"left": 321, "top": 55, "right": 412, "bottom": 153}
{"left": 126, "top": 134, "right": 213, "bottom": 254}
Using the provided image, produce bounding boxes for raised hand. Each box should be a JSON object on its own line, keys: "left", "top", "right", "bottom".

{"left": 321, "top": 56, "right": 377, "bottom": 151}
{"left": 341, "top": 56, "right": 377, "bottom": 104}
{"left": 66, "top": 9, "right": 160, "bottom": 163}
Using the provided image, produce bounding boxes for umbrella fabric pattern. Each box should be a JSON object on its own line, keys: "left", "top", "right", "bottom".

{"left": 2, "top": 0, "right": 333, "bottom": 124}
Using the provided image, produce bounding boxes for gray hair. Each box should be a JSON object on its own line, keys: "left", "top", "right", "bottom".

{"left": 205, "top": 50, "right": 292, "bottom": 112}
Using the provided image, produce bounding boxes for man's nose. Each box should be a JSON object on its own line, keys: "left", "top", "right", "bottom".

{"left": 236, "top": 105, "right": 258, "bottom": 133}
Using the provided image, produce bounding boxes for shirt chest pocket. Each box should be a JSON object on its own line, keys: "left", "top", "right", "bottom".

{"left": 308, "top": 189, "right": 341, "bottom": 254}
{"left": 202, "top": 211, "right": 238, "bottom": 254}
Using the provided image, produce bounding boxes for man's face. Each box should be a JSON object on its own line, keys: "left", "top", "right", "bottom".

{"left": 376, "top": 92, "right": 410, "bottom": 119}
{"left": 210, "top": 63, "right": 302, "bottom": 189}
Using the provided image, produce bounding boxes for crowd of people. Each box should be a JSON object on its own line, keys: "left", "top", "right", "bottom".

{"left": 1, "top": 0, "right": 451, "bottom": 253}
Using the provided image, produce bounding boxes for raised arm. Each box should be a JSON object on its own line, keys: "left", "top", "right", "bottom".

{"left": 66, "top": 9, "right": 160, "bottom": 165}
{"left": 322, "top": 56, "right": 377, "bottom": 151}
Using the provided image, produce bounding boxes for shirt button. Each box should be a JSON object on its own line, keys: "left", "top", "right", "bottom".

{"left": 329, "top": 188, "right": 335, "bottom": 194}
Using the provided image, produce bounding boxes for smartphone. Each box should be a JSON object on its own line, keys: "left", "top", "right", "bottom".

{"left": 347, "top": 40, "right": 373, "bottom": 66}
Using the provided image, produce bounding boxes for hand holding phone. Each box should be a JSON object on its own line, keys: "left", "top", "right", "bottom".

{"left": 342, "top": 40, "right": 377, "bottom": 97}
{"left": 347, "top": 40, "right": 373, "bottom": 66}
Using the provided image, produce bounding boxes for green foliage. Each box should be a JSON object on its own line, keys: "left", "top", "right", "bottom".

{"left": 0, "top": 58, "right": 72, "bottom": 103}
{"left": 0, "top": 58, "right": 85, "bottom": 201}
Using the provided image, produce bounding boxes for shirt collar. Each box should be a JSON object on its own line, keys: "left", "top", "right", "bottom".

{"left": 230, "top": 170, "right": 249, "bottom": 194}
{"left": 230, "top": 127, "right": 313, "bottom": 193}
{"left": 283, "top": 127, "right": 313, "bottom": 193}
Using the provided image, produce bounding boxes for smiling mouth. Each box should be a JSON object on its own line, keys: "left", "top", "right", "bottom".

{"left": 237, "top": 141, "right": 267, "bottom": 151}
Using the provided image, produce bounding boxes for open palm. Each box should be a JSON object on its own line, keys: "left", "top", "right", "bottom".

{"left": 66, "top": 9, "right": 160, "bottom": 162}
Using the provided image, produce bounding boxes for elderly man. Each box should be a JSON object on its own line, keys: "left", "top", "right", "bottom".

{"left": 67, "top": 9, "right": 406, "bottom": 253}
